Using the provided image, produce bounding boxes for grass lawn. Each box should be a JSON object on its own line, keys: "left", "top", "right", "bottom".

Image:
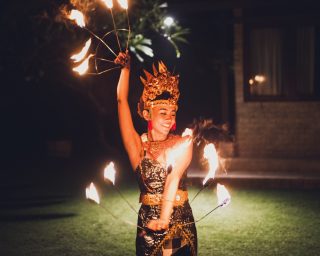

{"left": 1, "top": 184, "right": 320, "bottom": 256}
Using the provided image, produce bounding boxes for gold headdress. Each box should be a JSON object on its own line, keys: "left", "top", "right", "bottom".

{"left": 137, "top": 61, "right": 180, "bottom": 117}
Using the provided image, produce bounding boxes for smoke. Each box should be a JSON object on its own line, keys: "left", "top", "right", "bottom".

{"left": 69, "top": 0, "right": 97, "bottom": 14}
{"left": 55, "top": 0, "right": 98, "bottom": 27}
{"left": 190, "top": 118, "right": 234, "bottom": 146}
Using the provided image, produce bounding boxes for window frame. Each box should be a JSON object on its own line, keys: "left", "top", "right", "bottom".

{"left": 242, "top": 7, "right": 320, "bottom": 102}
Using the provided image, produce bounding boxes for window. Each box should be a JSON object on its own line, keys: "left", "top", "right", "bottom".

{"left": 243, "top": 8, "right": 320, "bottom": 101}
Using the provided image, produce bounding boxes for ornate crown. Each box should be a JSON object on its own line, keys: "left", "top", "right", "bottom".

{"left": 137, "top": 61, "right": 180, "bottom": 117}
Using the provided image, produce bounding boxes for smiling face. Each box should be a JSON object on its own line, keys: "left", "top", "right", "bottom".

{"left": 143, "top": 104, "right": 177, "bottom": 141}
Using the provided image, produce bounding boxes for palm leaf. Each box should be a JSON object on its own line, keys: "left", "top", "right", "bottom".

{"left": 170, "top": 36, "right": 189, "bottom": 44}
{"left": 135, "top": 44, "right": 154, "bottom": 57}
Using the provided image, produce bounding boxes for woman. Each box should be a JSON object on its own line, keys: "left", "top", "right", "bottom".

{"left": 115, "top": 51, "right": 197, "bottom": 256}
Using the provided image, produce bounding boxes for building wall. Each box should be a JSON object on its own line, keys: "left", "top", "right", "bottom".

{"left": 233, "top": 15, "right": 320, "bottom": 160}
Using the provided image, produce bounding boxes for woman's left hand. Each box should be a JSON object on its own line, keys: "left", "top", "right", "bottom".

{"left": 114, "top": 50, "right": 130, "bottom": 69}
{"left": 147, "top": 219, "right": 169, "bottom": 231}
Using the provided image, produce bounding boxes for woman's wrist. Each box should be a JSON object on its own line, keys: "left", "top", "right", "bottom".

{"left": 114, "top": 51, "right": 130, "bottom": 69}
{"left": 121, "top": 66, "right": 130, "bottom": 72}
{"left": 162, "top": 198, "right": 174, "bottom": 203}
{"left": 157, "top": 218, "right": 169, "bottom": 230}
{"left": 159, "top": 218, "right": 169, "bottom": 225}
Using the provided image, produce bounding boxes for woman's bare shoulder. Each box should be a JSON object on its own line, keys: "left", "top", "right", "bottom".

{"left": 169, "top": 134, "right": 192, "bottom": 146}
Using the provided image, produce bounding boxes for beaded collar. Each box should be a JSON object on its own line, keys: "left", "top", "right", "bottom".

{"left": 141, "top": 133, "right": 178, "bottom": 160}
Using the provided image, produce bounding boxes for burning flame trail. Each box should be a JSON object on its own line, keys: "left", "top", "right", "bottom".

{"left": 117, "top": 0, "right": 128, "bottom": 9}
{"left": 69, "top": 9, "right": 86, "bottom": 27}
{"left": 117, "top": 0, "right": 130, "bottom": 51}
{"left": 71, "top": 38, "right": 92, "bottom": 63}
{"left": 104, "top": 161, "right": 116, "bottom": 185}
{"left": 101, "top": 0, "right": 122, "bottom": 52}
{"left": 68, "top": 9, "right": 117, "bottom": 58}
{"left": 103, "top": 162, "right": 138, "bottom": 214}
{"left": 202, "top": 143, "right": 219, "bottom": 186}
{"left": 217, "top": 183, "right": 231, "bottom": 207}
{"left": 103, "top": 0, "right": 113, "bottom": 8}
{"left": 85, "top": 182, "right": 142, "bottom": 229}
{"left": 184, "top": 184, "right": 231, "bottom": 226}
{"left": 190, "top": 143, "right": 219, "bottom": 204}
{"left": 73, "top": 54, "right": 94, "bottom": 75}
{"left": 67, "top": 2, "right": 132, "bottom": 75}
{"left": 86, "top": 182, "right": 100, "bottom": 204}
{"left": 196, "top": 183, "right": 231, "bottom": 223}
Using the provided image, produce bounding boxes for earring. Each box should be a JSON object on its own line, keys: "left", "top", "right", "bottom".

{"left": 170, "top": 123, "right": 176, "bottom": 132}
{"left": 148, "top": 120, "right": 152, "bottom": 131}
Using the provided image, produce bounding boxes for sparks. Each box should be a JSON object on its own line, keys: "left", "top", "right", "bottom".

{"left": 104, "top": 162, "right": 116, "bottom": 185}
{"left": 85, "top": 182, "right": 100, "bottom": 204}
{"left": 69, "top": 9, "right": 86, "bottom": 28}
{"left": 202, "top": 143, "right": 219, "bottom": 185}
{"left": 70, "top": 38, "right": 92, "bottom": 63}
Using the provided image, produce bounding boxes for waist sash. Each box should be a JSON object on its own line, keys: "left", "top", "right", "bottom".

{"left": 140, "top": 190, "right": 188, "bottom": 207}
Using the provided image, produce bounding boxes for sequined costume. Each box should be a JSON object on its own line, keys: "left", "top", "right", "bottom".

{"left": 135, "top": 152, "right": 197, "bottom": 255}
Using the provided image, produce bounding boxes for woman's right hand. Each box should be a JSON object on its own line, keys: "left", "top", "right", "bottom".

{"left": 114, "top": 50, "right": 130, "bottom": 69}
{"left": 146, "top": 219, "right": 169, "bottom": 231}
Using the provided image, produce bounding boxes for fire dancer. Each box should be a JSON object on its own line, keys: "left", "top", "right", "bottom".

{"left": 115, "top": 51, "right": 197, "bottom": 255}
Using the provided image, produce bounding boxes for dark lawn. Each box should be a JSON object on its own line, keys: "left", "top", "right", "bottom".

{"left": 1, "top": 184, "right": 320, "bottom": 256}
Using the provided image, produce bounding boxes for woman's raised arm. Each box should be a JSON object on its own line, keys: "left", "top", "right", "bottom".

{"left": 115, "top": 52, "right": 141, "bottom": 169}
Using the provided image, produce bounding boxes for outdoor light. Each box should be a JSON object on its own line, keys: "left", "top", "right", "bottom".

{"left": 248, "top": 74, "right": 266, "bottom": 86}
{"left": 254, "top": 75, "right": 266, "bottom": 83}
{"left": 163, "top": 16, "right": 174, "bottom": 27}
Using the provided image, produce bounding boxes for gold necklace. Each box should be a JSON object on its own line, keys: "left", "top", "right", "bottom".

{"left": 145, "top": 134, "right": 177, "bottom": 160}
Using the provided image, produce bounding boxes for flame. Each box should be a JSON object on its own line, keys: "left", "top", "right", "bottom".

{"left": 182, "top": 128, "right": 193, "bottom": 137}
{"left": 70, "top": 38, "right": 92, "bottom": 63}
{"left": 104, "top": 162, "right": 116, "bottom": 185}
{"left": 217, "top": 183, "right": 231, "bottom": 207}
{"left": 69, "top": 9, "right": 86, "bottom": 28}
{"left": 85, "top": 182, "right": 100, "bottom": 204}
{"left": 117, "top": 0, "right": 128, "bottom": 9}
{"left": 72, "top": 54, "right": 93, "bottom": 75}
{"left": 202, "top": 143, "right": 219, "bottom": 185}
{"left": 166, "top": 138, "right": 191, "bottom": 170}
{"left": 101, "top": 0, "right": 113, "bottom": 8}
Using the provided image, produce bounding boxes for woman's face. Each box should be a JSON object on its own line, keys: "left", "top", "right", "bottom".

{"left": 150, "top": 104, "right": 176, "bottom": 136}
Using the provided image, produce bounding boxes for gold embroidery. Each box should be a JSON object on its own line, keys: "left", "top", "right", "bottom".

{"left": 138, "top": 62, "right": 180, "bottom": 117}
{"left": 143, "top": 134, "right": 178, "bottom": 160}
